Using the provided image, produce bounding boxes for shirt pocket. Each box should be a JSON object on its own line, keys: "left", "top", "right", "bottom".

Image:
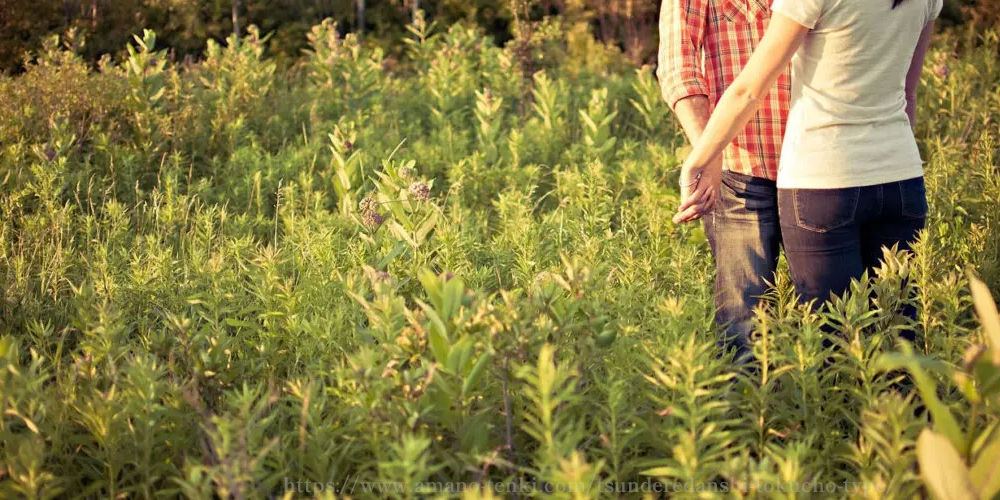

{"left": 722, "top": 0, "right": 768, "bottom": 23}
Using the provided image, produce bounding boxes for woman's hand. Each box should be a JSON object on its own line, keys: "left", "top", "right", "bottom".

{"left": 673, "top": 156, "right": 722, "bottom": 224}
{"left": 668, "top": 13, "right": 808, "bottom": 226}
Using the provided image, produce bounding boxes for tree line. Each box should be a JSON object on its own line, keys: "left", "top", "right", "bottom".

{"left": 0, "top": 0, "right": 979, "bottom": 73}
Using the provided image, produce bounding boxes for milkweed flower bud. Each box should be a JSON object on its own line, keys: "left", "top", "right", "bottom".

{"left": 359, "top": 196, "right": 378, "bottom": 215}
{"left": 362, "top": 210, "right": 384, "bottom": 230}
{"left": 934, "top": 62, "right": 950, "bottom": 79}
{"left": 408, "top": 182, "right": 430, "bottom": 201}
{"left": 398, "top": 166, "right": 415, "bottom": 180}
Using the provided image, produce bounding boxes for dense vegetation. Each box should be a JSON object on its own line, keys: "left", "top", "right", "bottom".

{"left": 0, "top": 0, "right": 981, "bottom": 73}
{"left": 1, "top": 14, "right": 999, "bottom": 499}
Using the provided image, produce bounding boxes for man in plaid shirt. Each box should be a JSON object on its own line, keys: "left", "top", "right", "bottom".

{"left": 657, "top": 0, "right": 790, "bottom": 361}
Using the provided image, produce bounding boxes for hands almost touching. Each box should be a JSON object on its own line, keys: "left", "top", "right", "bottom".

{"left": 673, "top": 156, "right": 723, "bottom": 224}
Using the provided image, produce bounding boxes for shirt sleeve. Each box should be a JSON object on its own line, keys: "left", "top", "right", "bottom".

{"left": 928, "top": 0, "right": 943, "bottom": 21}
{"left": 772, "top": 0, "right": 825, "bottom": 29}
{"left": 656, "top": 0, "right": 710, "bottom": 109}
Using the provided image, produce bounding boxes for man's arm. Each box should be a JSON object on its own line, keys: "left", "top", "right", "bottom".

{"left": 673, "top": 95, "right": 712, "bottom": 144}
{"left": 657, "top": 0, "right": 710, "bottom": 125}
{"left": 657, "top": 0, "right": 717, "bottom": 219}
{"left": 674, "top": 13, "right": 809, "bottom": 223}
{"left": 674, "top": 95, "right": 721, "bottom": 220}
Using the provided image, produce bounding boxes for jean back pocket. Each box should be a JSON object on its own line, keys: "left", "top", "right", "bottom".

{"left": 791, "top": 187, "right": 860, "bottom": 233}
{"left": 899, "top": 177, "right": 928, "bottom": 218}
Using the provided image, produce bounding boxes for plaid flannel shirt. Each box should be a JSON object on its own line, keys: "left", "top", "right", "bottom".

{"left": 657, "top": 0, "right": 790, "bottom": 180}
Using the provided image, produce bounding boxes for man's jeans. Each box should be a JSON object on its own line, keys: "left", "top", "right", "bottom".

{"left": 702, "top": 171, "right": 782, "bottom": 360}
{"left": 777, "top": 177, "right": 927, "bottom": 319}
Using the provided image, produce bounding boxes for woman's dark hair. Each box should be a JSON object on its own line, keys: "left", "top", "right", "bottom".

{"left": 892, "top": 0, "right": 906, "bottom": 8}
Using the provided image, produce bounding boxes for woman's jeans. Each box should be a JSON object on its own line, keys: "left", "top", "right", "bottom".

{"left": 777, "top": 177, "right": 927, "bottom": 316}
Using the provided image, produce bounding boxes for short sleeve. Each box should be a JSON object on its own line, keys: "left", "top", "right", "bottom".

{"left": 772, "top": 0, "right": 825, "bottom": 29}
{"left": 928, "top": 0, "right": 943, "bottom": 21}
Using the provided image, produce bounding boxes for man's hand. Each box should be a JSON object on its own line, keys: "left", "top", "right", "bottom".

{"left": 673, "top": 156, "right": 723, "bottom": 224}
{"left": 668, "top": 95, "right": 718, "bottom": 224}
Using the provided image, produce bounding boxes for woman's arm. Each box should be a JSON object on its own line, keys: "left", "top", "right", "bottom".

{"left": 673, "top": 13, "right": 809, "bottom": 223}
{"left": 905, "top": 21, "right": 935, "bottom": 127}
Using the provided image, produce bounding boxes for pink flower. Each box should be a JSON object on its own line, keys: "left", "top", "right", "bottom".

{"left": 934, "top": 62, "right": 950, "bottom": 79}
{"left": 408, "top": 182, "right": 430, "bottom": 201}
{"left": 359, "top": 196, "right": 378, "bottom": 215}
{"left": 362, "top": 210, "right": 384, "bottom": 230}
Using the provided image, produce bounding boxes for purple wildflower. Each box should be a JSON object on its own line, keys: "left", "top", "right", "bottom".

{"left": 408, "top": 182, "right": 430, "bottom": 202}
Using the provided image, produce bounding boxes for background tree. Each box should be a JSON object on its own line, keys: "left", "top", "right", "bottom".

{"left": 0, "top": 0, "right": 982, "bottom": 73}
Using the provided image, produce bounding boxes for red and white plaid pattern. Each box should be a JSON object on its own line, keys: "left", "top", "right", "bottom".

{"left": 657, "top": 0, "right": 790, "bottom": 180}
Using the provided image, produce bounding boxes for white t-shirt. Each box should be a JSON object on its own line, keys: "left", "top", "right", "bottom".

{"left": 771, "top": 0, "right": 943, "bottom": 189}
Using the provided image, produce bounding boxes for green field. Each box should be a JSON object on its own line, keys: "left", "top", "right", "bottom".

{"left": 1, "top": 19, "right": 999, "bottom": 499}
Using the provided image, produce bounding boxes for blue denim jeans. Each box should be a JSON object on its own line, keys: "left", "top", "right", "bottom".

{"left": 702, "top": 171, "right": 782, "bottom": 360}
{"left": 777, "top": 177, "right": 927, "bottom": 311}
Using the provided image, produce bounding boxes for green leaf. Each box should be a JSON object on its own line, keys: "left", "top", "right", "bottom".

{"left": 969, "top": 273, "right": 1000, "bottom": 363}
{"left": 442, "top": 276, "right": 464, "bottom": 321}
{"left": 879, "top": 351, "right": 966, "bottom": 453}
{"left": 0, "top": 336, "right": 11, "bottom": 359}
{"left": 224, "top": 318, "right": 254, "bottom": 328}
{"left": 431, "top": 375, "right": 457, "bottom": 401}
{"left": 445, "top": 336, "right": 472, "bottom": 374}
{"left": 971, "top": 354, "right": 1000, "bottom": 398}
{"left": 972, "top": 420, "right": 1000, "bottom": 458}
{"left": 415, "top": 211, "right": 439, "bottom": 244}
{"left": 416, "top": 299, "right": 450, "bottom": 364}
{"left": 462, "top": 351, "right": 493, "bottom": 398}
{"left": 595, "top": 328, "right": 617, "bottom": 348}
{"left": 377, "top": 241, "right": 409, "bottom": 270}
{"left": 640, "top": 466, "right": 680, "bottom": 477}
{"left": 970, "top": 436, "right": 1000, "bottom": 499}
{"left": 918, "top": 429, "right": 977, "bottom": 500}
{"left": 387, "top": 220, "right": 418, "bottom": 248}
{"left": 417, "top": 269, "right": 442, "bottom": 311}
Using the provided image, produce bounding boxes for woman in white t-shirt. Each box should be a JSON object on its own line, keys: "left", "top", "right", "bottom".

{"left": 674, "top": 0, "right": 941, "bottom": 321}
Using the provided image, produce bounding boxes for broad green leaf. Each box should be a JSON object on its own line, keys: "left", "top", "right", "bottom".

{"left": 879, "top": 351, "right": 966, "bottom": 452}
{"left": 640, "top": 466, "right": 680, "bottom": 477}
{"left": 971, "top": 355, "right": 1000, "bottom": 398}
{"left": 969, "top": 273, "right": 1000, "bottom": 363}
{"left": 442, "top": 275, "right": 463, "bottom": 321}
{"left": 445, "top": 336, "right": 471, "bottom": 374}
{"left": 918, "top": 429, "right": 977, "bottom": 500}
{"left": 417, "top": 269, "right": 442, "bottom": 310}
{"left": 384, "top": 198, "right": 412, "bottom": 228}
{"left": 0, "top": 336, "right": 11, "bottom": 358}
{"left": 224, "top": 318, "right": 254, "bottom": 328}
{"left": 416, "top": 299, "right": 450, "bottom": 364}
{"left": 970, "top": 437, "right": 1000, "bottom": 499}
{"left": 377, "top": 241, "right": 409, "bottom": 270}
{"left": 415, "top": 211, "right": 439, "bottom": 244}
{"left": 972, "top": 420, "right": 1000, "bottom": 458}
{"left": 462, "top": 351, "right": 493, "bottom": 398}
{"left": 387, "top": 220, "right": 417, "bottom": 248}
